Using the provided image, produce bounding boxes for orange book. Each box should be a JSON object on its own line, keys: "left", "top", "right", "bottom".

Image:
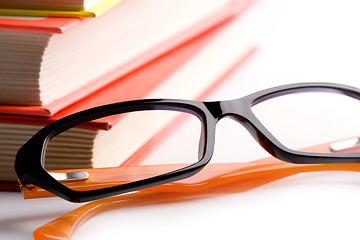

{"left": 0, "top": 0, "right": 251, "bottom": 116}
{"left": 0, "top": 13, "right": 254, "bottom": 188}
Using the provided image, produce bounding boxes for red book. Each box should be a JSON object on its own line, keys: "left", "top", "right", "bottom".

{"left": 0, "top": 12, "right": 255, "bottom": 189}
{"left": 0, "top": 0, "right": 250, "bottom": 116}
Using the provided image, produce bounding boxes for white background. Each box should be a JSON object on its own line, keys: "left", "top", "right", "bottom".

{"left": 2, "top": 0, "right": 360, "bottom": 239}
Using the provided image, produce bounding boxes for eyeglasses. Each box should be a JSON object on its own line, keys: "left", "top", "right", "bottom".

{"left": 15, "top": 82, "right": 360, "bottom": 202}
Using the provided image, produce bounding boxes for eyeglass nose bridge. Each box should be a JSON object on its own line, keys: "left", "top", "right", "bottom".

{"left": 208, "top": 98, "right": 279, "bottom": 158}
{"left": 221, "top": 113, "right": 261, "bottom": 142}
{"left": 211, "top": 98, "right": 254, "bottom": 122}
{"left": 205, "top": 98, "right": 259, "bottom": 135}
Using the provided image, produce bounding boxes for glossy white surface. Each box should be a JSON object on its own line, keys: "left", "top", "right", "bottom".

{"left": 2, "top": 0, "right": 360, "bottom": 239}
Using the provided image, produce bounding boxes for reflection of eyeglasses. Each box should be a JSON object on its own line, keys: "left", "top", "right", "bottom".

{"left": 15, "top": 82, "right": 360, "bottom": 202}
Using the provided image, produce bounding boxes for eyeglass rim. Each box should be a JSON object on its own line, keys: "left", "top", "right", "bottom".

{"left": 15, "top": 82, "right": 360, "bottom": 202}
{"left": 15, "top": 99, "right": 215, "bottom": 202}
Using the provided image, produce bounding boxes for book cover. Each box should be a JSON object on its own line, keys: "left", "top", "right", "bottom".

{"left": 0, "top": 0, "right": 124, "bottom": 18}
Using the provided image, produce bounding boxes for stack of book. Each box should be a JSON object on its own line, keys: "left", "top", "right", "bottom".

{"left": 0, "top": 0, "right": 255, "bottom": 189}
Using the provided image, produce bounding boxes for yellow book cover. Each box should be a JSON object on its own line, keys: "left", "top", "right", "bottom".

{"left": 0, "top": 0, "right": 123, "bottom": 17}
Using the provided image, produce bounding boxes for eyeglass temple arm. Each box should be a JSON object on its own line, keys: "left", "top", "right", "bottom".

{"left": 33, "top": 153, "right": 360, "bottom": 239}
{"left": 33, "top": 162, "right": 360, "bottom": 240}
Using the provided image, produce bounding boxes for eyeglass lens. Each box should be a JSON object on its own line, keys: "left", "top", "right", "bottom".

{"left": 251, "top": 91, "right": 360, "bottom": 154}
{"left": 43, "top": 110, "right": 202, "bottom": 191}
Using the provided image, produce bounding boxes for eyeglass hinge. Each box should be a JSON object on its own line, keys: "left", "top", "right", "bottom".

{"left": 330, "top": 137, "right": 360, "bottom": 152}
{"left": 49, "top": 171, "right": 89, "bottom": 181}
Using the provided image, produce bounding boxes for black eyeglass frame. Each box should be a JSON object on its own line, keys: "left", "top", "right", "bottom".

{"left": 15, "top": 82, "right": 360, "bottom": 202}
